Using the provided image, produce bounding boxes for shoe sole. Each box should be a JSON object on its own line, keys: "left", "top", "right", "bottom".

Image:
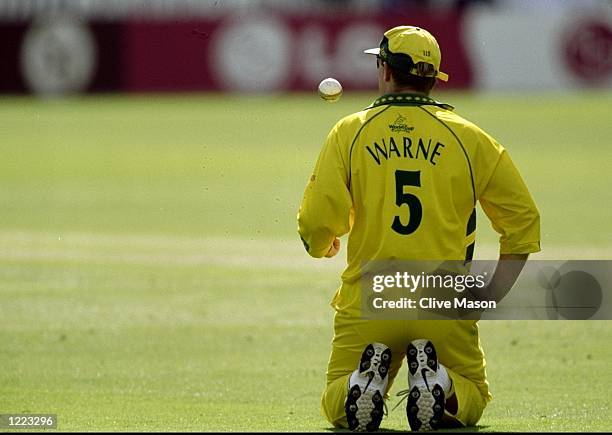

{"left": 345, "top": 344, "right": 392, "bottom": 431}
{"left": 406, "top": 340, "right": 445, "bottom": 431}
{"left": 345, "top": 384, "right": 385, "bottom": 431}
{"left": 406, "top": 383, "right": 445, "bottom": 431}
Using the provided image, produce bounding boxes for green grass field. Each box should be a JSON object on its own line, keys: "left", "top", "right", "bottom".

{"left": 0, "top": 92, "right": 611, "bottom": 431}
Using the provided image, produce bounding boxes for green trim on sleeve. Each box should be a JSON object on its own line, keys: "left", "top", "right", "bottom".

{"left": 299, "top": 236, "right": 310, "bottom": 253}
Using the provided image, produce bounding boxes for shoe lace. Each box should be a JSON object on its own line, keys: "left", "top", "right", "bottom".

{"left": 391, "top": 388, "right": 411, "bottom": 412}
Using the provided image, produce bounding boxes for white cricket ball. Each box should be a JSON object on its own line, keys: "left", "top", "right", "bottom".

{"left": 318, "top": 78, "right": 343, "bottom": 102}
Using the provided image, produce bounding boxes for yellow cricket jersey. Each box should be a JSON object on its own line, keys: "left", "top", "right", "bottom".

{"left": 298, "top": 93, "right": 541, "bottom": 285}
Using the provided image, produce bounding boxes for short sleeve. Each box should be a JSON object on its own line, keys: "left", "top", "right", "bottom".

{"left": 297, "top": 124, "right": 353, "bottom": 258}
{"left": 478, "top": 150, "right": 541, "bottom": 254}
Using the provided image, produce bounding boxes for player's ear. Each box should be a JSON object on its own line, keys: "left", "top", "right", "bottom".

{"left": 384, "top": 63, "right": 393, "bottom": 83}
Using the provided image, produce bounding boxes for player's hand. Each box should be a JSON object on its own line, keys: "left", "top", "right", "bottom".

{"left": 325, "top": 237, "right": 340, "bottom": 258}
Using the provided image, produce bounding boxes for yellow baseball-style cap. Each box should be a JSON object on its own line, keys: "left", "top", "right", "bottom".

{"left": 364, "top": 26, "right": 449, "bottom": 82}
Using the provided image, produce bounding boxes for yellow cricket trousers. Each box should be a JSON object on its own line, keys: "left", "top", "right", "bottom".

{"left": 321, "top": 310, "right": 492, "bottom": 428}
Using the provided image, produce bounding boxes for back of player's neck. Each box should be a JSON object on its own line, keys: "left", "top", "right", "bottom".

{"left": 390, "top": 86, "right": 429, "bottom": 96}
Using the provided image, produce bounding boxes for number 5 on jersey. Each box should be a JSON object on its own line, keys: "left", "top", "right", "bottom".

{"left": 391, "top": 170, "right": 422, "bottom": 235}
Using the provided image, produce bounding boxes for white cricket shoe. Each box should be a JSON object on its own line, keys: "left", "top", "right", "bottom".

{"left": 344, "top": 343, "right": 392, "bottom": 431}
{"left": 404, "top": 339, "right": 451, "bottom": 431}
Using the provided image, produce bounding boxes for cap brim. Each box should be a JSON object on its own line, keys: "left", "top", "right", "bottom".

{"left": 363, "top": 48, "right": 380, "bottom": 55}
{"left": 437, "top": 71, "right": 449, "bottom": 82}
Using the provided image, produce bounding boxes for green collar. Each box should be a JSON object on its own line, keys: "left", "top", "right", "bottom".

{"left": 368, "top": 93, "right": 454, "bottom": 111}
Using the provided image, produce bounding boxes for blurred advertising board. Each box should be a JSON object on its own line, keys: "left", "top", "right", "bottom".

{"left": 0, "top": 5, "right": 470, "bottom": 95}
{"left": 0, "top": 0, "right": 610, "bottom": 95}
{"left": 465, "top": 3, "right": 612, "bottom": 90}
{"left": 122, "top": 10, "right": 470, "bottom": 93}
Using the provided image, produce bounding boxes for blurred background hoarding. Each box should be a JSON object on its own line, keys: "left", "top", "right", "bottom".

{"left": 0, "top": 0, "right": 610, "bottom": 96}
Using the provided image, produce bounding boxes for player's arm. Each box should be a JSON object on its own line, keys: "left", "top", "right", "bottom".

{"left": 478, "top": 149, "right": 541, "bottom": 255}
{"left": 473, "top": 148, "right": 541, "bottom": 302}
{"left": 470, "top": 253, "right": 529, "bottom": 303}
{"left": 298, "top": 124, "right": 352, "bottom": 258}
